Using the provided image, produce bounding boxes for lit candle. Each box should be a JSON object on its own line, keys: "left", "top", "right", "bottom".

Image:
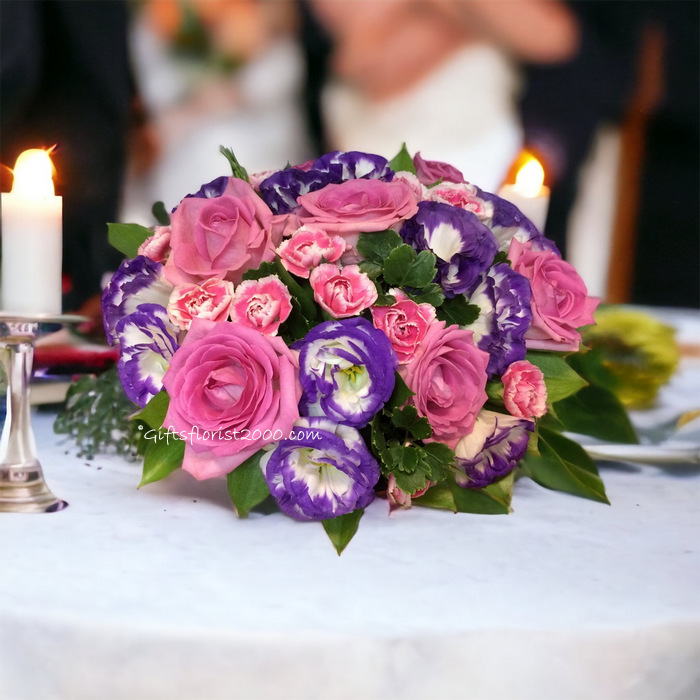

{"left": 497, "top": 154, "right": 550, "bottom": 232}
{"left": 1, "top": 148, "right": 63, "bottom": 315}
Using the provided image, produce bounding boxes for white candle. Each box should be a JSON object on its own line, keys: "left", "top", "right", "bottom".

{"left": 497, "top": 156, "right": 550, "bottom": 233}
{"left": 1, "top": 148, "right": 63, "bottom": 315}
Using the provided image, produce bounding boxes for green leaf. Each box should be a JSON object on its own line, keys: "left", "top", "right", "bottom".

{"left": 384, "top": 246, "right": 437, "bottom": 289}
{"left": 358, "top": 259, "right": 383, "bottom": 280}
{"left": 405, "top": 283, "right": 445, "bottom": 308}
{"left": 134, "top": 391, "right": 170, "bottom": 429}
{"left": 553, "top": 383, "right": 638, "bottom": 444}
{"left": 437, "top": 296, "right": 480, "bottom": 327}
{"left": 219, "top": 145, "right": 249, "bottom": 182}
{"left": 151, "top": 201, "right": 170, "bottom": 226}
{"left": 412, "top": 481, "right": 457, "bottom": 511}
{"left": 139, "top": 432, "right": 185, "bottom": 487}
{"left": 383, "top": 372, "right": 413, "bottom": 413}
{"left": 322, "top": 508, "right": 364, "bottom": 555}
{"left": 226, "top": 451, "right": 270, "bottom": 517}
{"left": 420, "top": 442, "right": 453, "bottom": 482}
{"left": 521, "top": 427, "right": 609, "bottom": 503}
{"left": 374, "top": 293, "right": 397, "bottom": 307}
{"left": 449, "top": 472, "right": 513, "bottom": 515}
{"left": 388, "top": 143, "right": 416, "bottom": 174}
{"left": 274, "top": 259, "right": 319, "bottom": 322}
{"left": 370, "top": 415, "right": 387, "bottom": 452}
{"left": 242, "top": 261, "right": 278, "bottom": 280}
{"left": 526, "top": 351, "right": 588, "bottom": 402}
{"left": 357, "top": 230, "right": 403, "bottom": 264}
{"left": 391, "top": 405, "right": 432, "bottom": 440}
{"left": 107, "top": 222, "right": 152, "bottom": 258}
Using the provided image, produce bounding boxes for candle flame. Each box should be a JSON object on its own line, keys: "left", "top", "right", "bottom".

{"left": 11, "top": 148, "right": 56, "bottom": 198}
{"left": 514, "top": 156, "right": 545, "bottom": 198}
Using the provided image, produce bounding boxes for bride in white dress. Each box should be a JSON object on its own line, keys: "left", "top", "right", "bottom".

{"left": 311, "top": 0, "right": 578, "bottom": 192}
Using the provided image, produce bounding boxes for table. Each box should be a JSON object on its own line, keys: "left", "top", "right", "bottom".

{"left": 2, "top": 309, "right": 699, "bottom": 700}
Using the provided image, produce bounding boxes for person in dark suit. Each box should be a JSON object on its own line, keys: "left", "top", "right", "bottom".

{"left": 1, "top": 0, "right": 137, "bottom": 313}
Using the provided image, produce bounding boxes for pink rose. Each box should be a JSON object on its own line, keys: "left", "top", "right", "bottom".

{"left": 230, "top": 275, "right": 292, "bottom": 335}
{"left": 309, "top": 264, "right": 378, "bottom": 318}
{"left": 162, "top": 319, "right": 302, "bottom": 480}
{"left": 167, "top": 278, "right": 234, "bottom": 330}
{"left": 138, "top": 225, "right": 172, "bottom": 263}
{"left": 502, "top": 360, "right": 548, "bottom": 420}
{"left": 163, "top": 177, "right": 278, "bottom": 287}
{"left": 400, "top": 321, "right": 489, "bottom": 445}
{"left": 413, "top": 152, "right": 465, "bottom": 186}
{"left": 508, "top": 238, "right": 599, "bottom": 351}
{"left": 430, "top": 183, "right": 494, "bottom": 221}
{"left": 371, "top": 289, "right": 437, "bottom": 364}
{"left": 277, "top": 226, "right": 346, "bottom": 278}
{"left": 296, "top": 179, "right": 418, "bottom": 252}
{"left": 386, "top": 473, "right": 435, "bottom": 512}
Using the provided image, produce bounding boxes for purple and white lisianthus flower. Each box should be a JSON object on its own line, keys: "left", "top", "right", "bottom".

{"left": 102, "top": 255, "right": 173, "bottom": 345}
{"left": 115, "top": 303, "right": 180, "bottom": 407}
{"left": 260, "top": 416, "right": 380, "bottom": 521}
{"left": 476, "top": 188, "right": 560, "bottom": 255}
{"left": 294, "top": 317, "right": 397, "bottom": 428}
{"left": 454, "top": 410, "right": 534, "bottom": 488}
{"left": 467, "top": 263, "right": 533, "bottom": 377}
{"left": 400, "top": 201, "right": 498, "bottom": 297}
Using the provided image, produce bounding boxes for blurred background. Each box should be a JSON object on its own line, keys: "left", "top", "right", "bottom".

{"left": 1, "top": 0, "right": 698, "bottom": 314}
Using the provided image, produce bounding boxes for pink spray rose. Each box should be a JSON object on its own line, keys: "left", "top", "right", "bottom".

{"left": 229, "top": 275, "right": 292, "bottom": 335}
{"left": 163, "top": 177, "right": 279, "bottom": 287}
{"left": 502, "top": 360, "right": 548, "bottom": 420}
{"left": 399, "top": 321, "right": 490, "bottom": 445}
{"left": 508, "top": 238, "right": 599, "bottom": 352}
{"left": 309, "top": 264, "right": 378, "bottom": 318}
{"left": 371, "top": 289, "right": 437, "bottom": 364}
{"left": 277, "top": 226, "right": 346, "bottom": 278}
{"left": 386, "top": 473, "right": 435, "bottom": 512}
{"left": 296, "top": 179, "right": 418, "bottom": 257}
{"left": 430, "top": 183, "right": 494, "bottom": 221}
{"left": 138, "top": 225, "right": 172, "bottom": 263}
{"left": 162, "top": 319, "right": 302, "bottom": 480}
{"left": 167, "top": 278, "right": 234, "bottom": 330}
{"left": 413, "top": 152, "right": 465, "bottom": 186}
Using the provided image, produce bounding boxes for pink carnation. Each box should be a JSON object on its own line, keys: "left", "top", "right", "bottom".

{"left": 371, "top": 289, "right": 437, "bottom": 364}
{"left": 508, "top": 238, "right": 599, "bottom": 352}
{"left": 502, "top": 360, "right": 548, "bottom": 420}
{"left": 399, "top": 322, "right": 489, "bottom": 445}
{"left": 277, "top": 226, "right": 346, "bottom": 278}
{"left": 163, "top": 177, "right": 279, "bottom": 287}
{"left": 230, "top": 275, "right": 292, "bottom": 335}
{"left": 167, "top": 278, "right": 234, "bottom": 330}
{"left": 138, "top": 226, "right": 172, "bottom": 263}
{"left": 309, "top": 264, "right": 378, "bottom": 318}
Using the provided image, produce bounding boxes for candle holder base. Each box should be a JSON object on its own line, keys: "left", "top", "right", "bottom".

{"left": 0, "top": 312, "right": 88, "bottom": 514}
{"left": 0, "top": 462, "right": 68, "bottom": 513}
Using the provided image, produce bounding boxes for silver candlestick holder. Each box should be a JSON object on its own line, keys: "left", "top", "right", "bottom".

{"left": 0, "top": 312, "right": 87, "bottom": 513}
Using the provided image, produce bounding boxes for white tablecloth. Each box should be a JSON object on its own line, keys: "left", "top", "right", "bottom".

{"left": 2, "top": 310, "right": 699, "bottom": 700}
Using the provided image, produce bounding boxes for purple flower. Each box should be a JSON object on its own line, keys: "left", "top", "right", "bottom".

{"left": 294, "top": 317, "right": 397, "bottom": 428}
{"left": 476, "top": 188, "right": 560, "bottom": 255}
{"left": 115, "top": 303, "right": 180, "bottom": 407}
{"left": 312, "top": 151, "right": 394, "bottom": 181}
{"left": 400, "top": 201, "right": 498, "bottom": 297}
{"left": 184, "top": 176, "right": 230, "bottom": 201}
{"left": 258, "top": 151, "right": 394, "bottom": 215}
{"left": 102, "top": 256, "right": 173, "bottom": 345}
{"left": 467, "top": 263, "right": 533, "bottom": 377}
{"left": 260, "top": 416, "right": 380, "bottom": 521}
{"left": 454, "top": 410, "right": 534, "bottom": 488}
{"left": 258, "top": 168, "right": 335, "bottom": 215}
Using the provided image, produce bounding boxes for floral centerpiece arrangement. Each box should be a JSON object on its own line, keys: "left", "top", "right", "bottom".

{"left": 70, "top": 146, "right": 638, "bottom": 553}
